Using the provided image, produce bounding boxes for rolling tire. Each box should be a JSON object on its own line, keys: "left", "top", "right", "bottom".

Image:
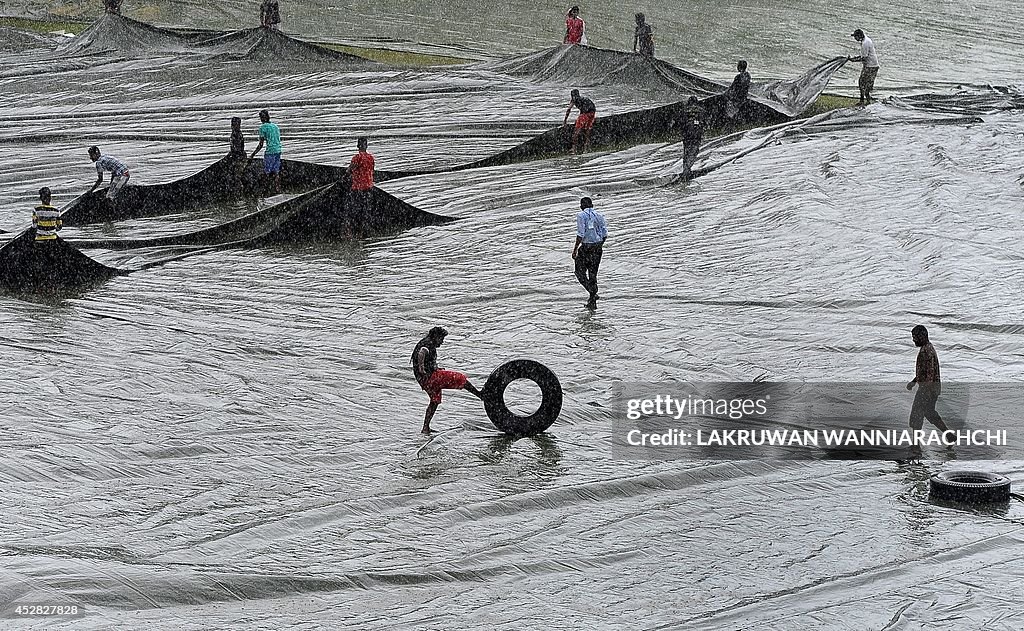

{"left": 929, "top": 471, "right": 1012, "bottom": 504}
{"left": 482, "top": 360, "right": 562, "bottom": 436}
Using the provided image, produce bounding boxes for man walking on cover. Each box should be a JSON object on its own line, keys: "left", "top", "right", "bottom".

{"left": 572, "top": 196, "right": 607, "bottom": 309}
{"left": 680, "top": 97, "right": 705, "bottom": 179}
{"left": 412, "top": 327, "right": 483, "bottom": 433}
{"left": 906, "top": 324, "right": 949, "bottom": 434}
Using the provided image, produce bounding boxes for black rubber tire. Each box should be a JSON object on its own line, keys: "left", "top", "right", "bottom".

{"left": 929, "top": 471, "right": 1012, "bottom": 504}
{"left": 482, "top": 360, "right": 562, "bottom": 436}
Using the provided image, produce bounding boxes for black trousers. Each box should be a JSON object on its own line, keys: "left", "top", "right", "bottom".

{"left": 345, "top": 188, "right": 373, "bottom": 234}
{"left": 575, "top": 243, "right": 603, "bottom": 298}
{"left": 909, "top": 383, "right": 945, "bottom": 431}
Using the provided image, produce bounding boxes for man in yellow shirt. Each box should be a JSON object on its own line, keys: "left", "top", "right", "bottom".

{"left": 32, "top": 187, "right": 62, "bottom": 242}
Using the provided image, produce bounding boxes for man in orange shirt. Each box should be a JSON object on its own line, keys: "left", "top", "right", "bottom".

{"left": 345, "top": 137, "right": 375, "bottom": 233}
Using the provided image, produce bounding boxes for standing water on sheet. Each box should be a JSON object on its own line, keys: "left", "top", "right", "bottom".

{"left": 0, "top": 0, "right": 1023, "bottom": 629}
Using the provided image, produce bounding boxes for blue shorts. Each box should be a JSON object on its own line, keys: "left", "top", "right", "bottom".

{"left": 263, "top": 153, "right": 281, "bottom": 174}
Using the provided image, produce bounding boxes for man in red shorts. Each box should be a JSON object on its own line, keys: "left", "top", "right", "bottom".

{"left": 412, "top": 327, "right": 483, "bottom": 433}
{"left": 563, "top": 89, "right": 597, "bottom": 154}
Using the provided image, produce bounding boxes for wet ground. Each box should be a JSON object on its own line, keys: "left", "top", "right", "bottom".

{"left": 1, "top": 2, "right": 1024, "bottom": 629}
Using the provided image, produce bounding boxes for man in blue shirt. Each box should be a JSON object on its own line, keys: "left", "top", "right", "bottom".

{"left": 572, "top": 196, "right": 607, "bottom": 309}
{"left": 250, "top": 109, "right": 282, "bottom": 194}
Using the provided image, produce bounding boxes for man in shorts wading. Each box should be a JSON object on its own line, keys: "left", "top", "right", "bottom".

{"left": 250, "top": 109, "right": 282, "bottom": 194}
{"left": 412, "top": 327, "right": 483, "bottom": 434}
{"left": 88, "top": 146, "right": 130, "bottom": 201}
{"left": 563, "top": 89, "right": 597, "bottom": 154}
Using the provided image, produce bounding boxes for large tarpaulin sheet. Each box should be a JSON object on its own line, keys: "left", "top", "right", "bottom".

{"left": 68, "top": 182, "right": 456, "bottom": 249}
{"left": 0, "top": 229, "right": 125, "bottom": 292}
{"left": 59, "top": 156, "right": 427, "bottom": 226}
{"left": 56, "top": 14, "right": 380, "bottom": 66}
{"left": 481, "top": 45, "right": 848, "bottom": 117}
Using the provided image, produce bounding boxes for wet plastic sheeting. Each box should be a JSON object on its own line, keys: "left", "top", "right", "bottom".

{"left": 47, "top": 14, "right": 381, "bottom": 68}
{"left": 66, "top": 182, "right": 456, "bottom": 250}
{"left": 0, "top": 230, "right": 125, "bottom": 292}
{"left": 1, "top": 16, "right": 1024, "bottom": 631}
{"left": 59, "top": 156, "right": 434, "bottom": 226}
{"left": 483, "top": 46, "right": 849, "bottom": 118}
{"left": 57, "top": 13, "right": 203, "bottom": 57}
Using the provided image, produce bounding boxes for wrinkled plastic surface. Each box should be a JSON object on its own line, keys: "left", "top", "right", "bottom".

{"left": 1, "top": 8, "right": 1024, "bottom": 631}
{"left": 482, "top": 45, "right": 848, "bottom": 117}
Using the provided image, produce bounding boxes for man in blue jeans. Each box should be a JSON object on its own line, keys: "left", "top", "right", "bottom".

{"left": 572, "top": 196, "right": 608, "bottom": 309}
{"left": 250, "top": 109, "right": 282, "bottom": 194}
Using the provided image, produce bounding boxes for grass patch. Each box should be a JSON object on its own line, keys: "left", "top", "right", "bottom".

{"left": 319, "top": 43, "right": 468, "bottom": 67}
{"left": 0, "top": 16, "right": 89, "bottom": 34}
{"left": 800, "top": 93, "right": 860, "bottom": 118}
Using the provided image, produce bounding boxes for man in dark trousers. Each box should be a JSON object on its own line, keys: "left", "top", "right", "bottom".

{"left": 572, "top": 196, "right": 608, "bottom": 309}
{"left": 848, "top": 29, "right": 880, "bottom": 105}
{"left": 680, "top": 96, "right": 705, "bottom": 179}
{"left": 724, "top": 60, "right": 750, "bottom": 119}
{"left": 345, "top": 137, "right": 375, "bottom": 233}
{"left": 104, "top": 0, "right": 122, "bottom": 15}
{"left": 563, "top": 89, "right": 597, "bottom": 154}
{"left": 906, "top": 325, "right": 949, "bottom": 437}
{"left": 260, "top": 1, "right": 281, "bottom": 30}
{"left": 412, "top": 327, "right": 483, "bottom": 433}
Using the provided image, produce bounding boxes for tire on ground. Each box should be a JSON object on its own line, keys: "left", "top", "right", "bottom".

{"left": 482, "top": 359, "right": 562, "bottom": 436}
{"left": 929, "top": 471, "right": 1012, "bottom": 504}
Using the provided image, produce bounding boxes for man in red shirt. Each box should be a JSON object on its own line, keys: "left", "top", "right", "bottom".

{"left": 345, "top": 137, "right": 375, "bottom": 233}
{"left": 564, "top": 6, "right": 585, "bottom": 45}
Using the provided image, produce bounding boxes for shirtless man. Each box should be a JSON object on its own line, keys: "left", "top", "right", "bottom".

{"left": 412, "top": 327, "right": 483, "bottom": 433}
{"left": 563, "top": 89, "right": 597, "bottom": 154}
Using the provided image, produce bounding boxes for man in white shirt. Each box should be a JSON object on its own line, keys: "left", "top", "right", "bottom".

{"left": 849, "top": 29, "right": 880, "bottom": 105}
{"left": 87, "top": 146, "right": 131, "bottom": 200}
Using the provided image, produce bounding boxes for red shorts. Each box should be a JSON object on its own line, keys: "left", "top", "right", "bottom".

{"left": 575, "top": 112, "right": 596, "bottom": 130}
{"left": 421, "top": 369, "right": 468, "bottom": 404}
